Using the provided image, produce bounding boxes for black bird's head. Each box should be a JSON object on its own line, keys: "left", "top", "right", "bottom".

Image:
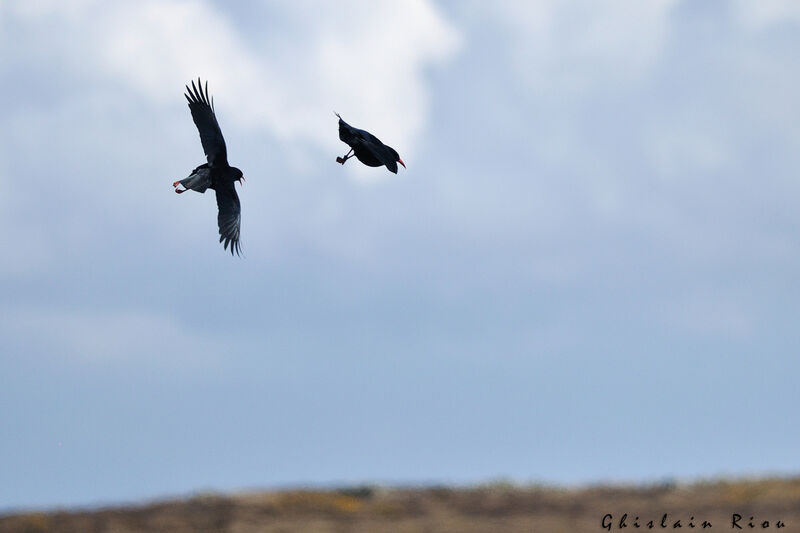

{"left": 232, "top": 167, "right": 245, "bottom": 185}
{"left": 388, "top": 147, "right": 406, "bottom": 169}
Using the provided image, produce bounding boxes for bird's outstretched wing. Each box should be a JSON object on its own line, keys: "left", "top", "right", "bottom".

{"left": 185, "top": 78, "right": 228, "bottom": 167}
{"left": 337, "top": 114, "right": 398, "bottom": 172}
{"left": 215, "top": 182, "right": 241, "bottom": 256}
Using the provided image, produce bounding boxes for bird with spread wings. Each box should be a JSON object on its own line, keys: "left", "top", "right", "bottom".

{"left": 173, "top": 79, "right": 244, "bottom": 256}
{"left": 335, "top": 113, "right": 405, "bottom": 174}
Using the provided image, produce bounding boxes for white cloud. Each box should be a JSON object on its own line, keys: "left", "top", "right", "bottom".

{"left": 5, "top": 0, "right": 95, "bottom": 18}
{"left": 481, "top": 0, "right": 679, "bottom": 93}
{"left": 734, "top": 0, "right": 800, "bottom": 31}
{"left": 2, "top": 0, "right": 460, "bottom": 181}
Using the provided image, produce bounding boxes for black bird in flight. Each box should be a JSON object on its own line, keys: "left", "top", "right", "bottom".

{"left": 173, "top": 79, "right": 243, "bottom": 256}
{"left": 335, "top": 113, "right": 405, "bottom": 173}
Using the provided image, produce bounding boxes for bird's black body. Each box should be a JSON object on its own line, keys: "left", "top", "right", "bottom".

{"left": 174, "top": 79, "right": 243, "bottom": 256}
{"left": 336, "top": 114, "right": 405, "bottom": 174}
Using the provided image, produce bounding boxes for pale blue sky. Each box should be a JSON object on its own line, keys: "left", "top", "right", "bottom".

{"left": 1, "top": 0, "right": 799, "bottom": 510}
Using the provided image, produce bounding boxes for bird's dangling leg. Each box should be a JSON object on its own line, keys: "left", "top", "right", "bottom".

{"left": 173, "top": 180, "right": 187, "bottom": 194}
{"left": 336, "top": 149, "right": 354, "bottom": 165}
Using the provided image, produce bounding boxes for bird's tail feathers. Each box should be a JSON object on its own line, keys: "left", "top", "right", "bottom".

{"left": 180, "top": 166, "right": 212, "bottom": 193}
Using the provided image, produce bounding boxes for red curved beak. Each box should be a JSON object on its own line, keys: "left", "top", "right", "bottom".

{"left": 398, "top": 158, "right": 406, "bottom": 169}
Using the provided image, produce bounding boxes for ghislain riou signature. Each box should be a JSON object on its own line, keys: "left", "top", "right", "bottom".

{"left": 601, "top": 513, "right": 786, "bottom": 530}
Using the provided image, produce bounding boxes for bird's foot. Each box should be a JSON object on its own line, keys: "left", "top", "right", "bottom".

{"left": 173, "top": 180, "right": 181, "bottom": 187}
{"left": 175, "top": 188, "right": 186, "bottom": 194}
{"left": 336, "top": 156, "right": 345, "bottom": 164}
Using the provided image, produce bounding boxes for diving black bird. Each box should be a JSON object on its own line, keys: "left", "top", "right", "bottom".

{"left": 335, "top": 113, "right": 405, "bottom": 173}
{"left": 173, "top": 78, "right": 243, "bottom": 256}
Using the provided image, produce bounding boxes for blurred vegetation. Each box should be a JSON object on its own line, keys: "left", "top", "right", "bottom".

{"left": 2, "top": 477, "right": 799, "bottom": 533}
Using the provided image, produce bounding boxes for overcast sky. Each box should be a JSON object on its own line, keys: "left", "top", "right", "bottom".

{"left": 1, "top": 0, "right": 800, "bottom": 510}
